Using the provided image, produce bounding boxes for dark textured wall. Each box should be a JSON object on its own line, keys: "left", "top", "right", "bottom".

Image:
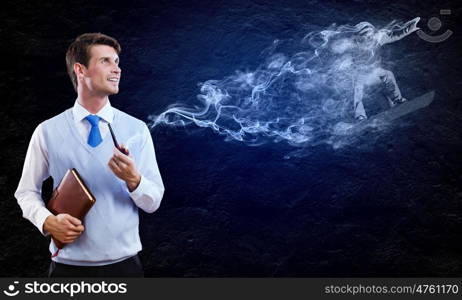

{"left": 1, "top": 0, "right": 461, "bottom": 277}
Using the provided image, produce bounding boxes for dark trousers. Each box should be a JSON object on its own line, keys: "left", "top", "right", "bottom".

{"left": 48, "top": 255, "right": 144, "bottom": 277}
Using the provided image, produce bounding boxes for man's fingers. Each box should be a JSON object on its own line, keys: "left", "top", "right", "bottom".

{"left": 64, "top": 214, "right": 82, "bottom": 226}
{"left": 108, "top": 158, "right": 121, "bottom": 170}
{"left": 65, "top": 223, "right": 84, "bottom": 235}
{"left": 110, "top": 155, "right": 130, "bottom": 171}
{"left": 108, "top": 158, "right": 122, "bottom": 173}
{"left": 72, "top": 224, "right": 85, "bottom": 233}
{"left": 113, "top": 156, "right": 130, "bottom": 168}
{"left": 113, "top": 149, "right": 132, "bottom": 164}
{"left": 66, "top": 232, "right": 80, "bottom": 237}
{"left": 53, "top": 215, "right": 84, "bottom": 244}
{"left": 60, "top": 215, "right": 84, "bottom": 233}
{"left": 66, "top": 232, "right": 81, "bottom": 238}
{"left": 117, "top": 160, "right": 129, "bottom": 169}
{"left": 116, "top": 155, "right": 132, "bottom": 165}
{"left": 65, "top": 226, "right": 84, "bottom": 237}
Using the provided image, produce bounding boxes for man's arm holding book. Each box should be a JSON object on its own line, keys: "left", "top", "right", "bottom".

{"left": 15, "top": 124, "right": 83, "bottom": 244}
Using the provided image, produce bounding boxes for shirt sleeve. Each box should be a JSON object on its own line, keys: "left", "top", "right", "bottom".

{"left": 129, "top": 124, "right": 165, "bottom": 213}
{"left": 376, "top": 18, "right": 420, "bottom": 46}
{"left": 14, "top": 123, "right": 53, "bottom": 236}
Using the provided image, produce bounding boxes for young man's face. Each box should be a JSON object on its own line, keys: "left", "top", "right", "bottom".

{"left": 80, "top": 44, "right": 121, "bottom": 96}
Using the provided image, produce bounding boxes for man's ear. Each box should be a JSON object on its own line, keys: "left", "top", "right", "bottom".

{"left": 73, "top": 63, "right": 87, "bottom": 80}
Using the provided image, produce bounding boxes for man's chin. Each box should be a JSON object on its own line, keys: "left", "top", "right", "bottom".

{"left": 107, "top": 87, "right": 119, "bottom": 95}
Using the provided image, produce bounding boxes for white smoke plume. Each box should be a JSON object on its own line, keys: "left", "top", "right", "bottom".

{"left": 150, "top": 18, "right": 419, "bottom": 148}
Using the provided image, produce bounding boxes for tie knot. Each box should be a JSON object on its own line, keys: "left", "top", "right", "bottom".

{"left": 85, "top": 115, "right": 101, "bottom": 127}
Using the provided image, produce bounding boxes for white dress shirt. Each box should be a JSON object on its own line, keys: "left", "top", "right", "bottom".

{"left": 15, "top": 100, "right": 164, "bottom": 237}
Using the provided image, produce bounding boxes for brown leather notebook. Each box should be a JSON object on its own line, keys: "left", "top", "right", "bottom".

{"left": 47, "top": 168, "right": 96, "bottom": 249}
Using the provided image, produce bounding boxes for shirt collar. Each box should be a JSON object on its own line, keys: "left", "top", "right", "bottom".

{"left": 72, "top": 100, "right": 114, "bottom": 124}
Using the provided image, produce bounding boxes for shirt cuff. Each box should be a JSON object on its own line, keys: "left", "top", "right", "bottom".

{"left": 129, "top": 175, "right": 148, "bottom": 204}
{"left": 37, "top": 207, "right": 53, "bottom": 237}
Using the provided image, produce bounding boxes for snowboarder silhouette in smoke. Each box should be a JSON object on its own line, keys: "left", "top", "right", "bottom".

{"left": 344, "top": 17, "right": 420, "bottom": 121}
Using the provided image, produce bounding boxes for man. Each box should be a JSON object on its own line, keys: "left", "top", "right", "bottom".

{"left": 333, "top": 17, "right": 420, "bottom": 121}
{"left": 15, "top": 33, "right": 165, "bottom": 277}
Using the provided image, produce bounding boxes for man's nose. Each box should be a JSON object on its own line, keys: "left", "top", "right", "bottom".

{"left": 112, "top": 65, "right": 121, "bottom": 74}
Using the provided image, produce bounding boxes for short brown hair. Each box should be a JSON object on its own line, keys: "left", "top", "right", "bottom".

{"left": 66, "top": 33, "right": 121, "bottom": 91}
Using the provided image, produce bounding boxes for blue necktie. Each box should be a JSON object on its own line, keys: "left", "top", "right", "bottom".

{"left": 85, "top": 115, "right": 102, "bottom": 147}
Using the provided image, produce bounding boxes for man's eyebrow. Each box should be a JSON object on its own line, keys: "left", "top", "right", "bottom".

{"left": 98, "top": 56, "right": 119, "bottom": 62}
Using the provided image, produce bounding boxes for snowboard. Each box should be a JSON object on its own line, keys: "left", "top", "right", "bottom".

{"left": 333, "top": 91, "right": 435, "bottom": 136}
